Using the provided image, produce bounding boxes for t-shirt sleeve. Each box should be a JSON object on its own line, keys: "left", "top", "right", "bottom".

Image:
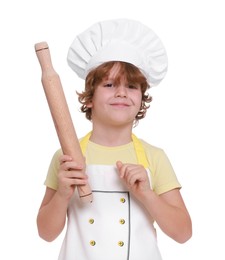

{"left": 44, "top": 149, "right": 63, "bottom": 190}
{"left": 143, "top": 141, "right": 181, "bottom": 195}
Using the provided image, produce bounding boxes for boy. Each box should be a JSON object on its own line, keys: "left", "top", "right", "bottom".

{"left": 37, "top": 19, "right": 192, "bottom": 260}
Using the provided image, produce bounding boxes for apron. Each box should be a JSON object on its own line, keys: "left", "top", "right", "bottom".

{"left": 58, "top": 132, "right": 162, "bottom": 260}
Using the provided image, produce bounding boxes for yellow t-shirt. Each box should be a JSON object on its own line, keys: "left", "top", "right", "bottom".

{"left": 44, "top": 135, "right": 181, "bottom": 195}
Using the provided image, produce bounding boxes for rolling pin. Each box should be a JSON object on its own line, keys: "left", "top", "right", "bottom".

{"left": 35, "top": 41, "right": 93, "bottom": 203}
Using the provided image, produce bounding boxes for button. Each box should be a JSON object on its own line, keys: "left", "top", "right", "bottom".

{"left": 119, "top": 219, "right": 125, "bottom": 224}
{"left": 118, "top": 241, "right": 124, "bottom": 247}
{"left": 120, "top": 198, "right": 126, "bottom": 203}
{"left": 90, "top": 240, "right": 96, "bottom": 246}
{"left": 89, "top": 218, "right": 94, "bottom": 224}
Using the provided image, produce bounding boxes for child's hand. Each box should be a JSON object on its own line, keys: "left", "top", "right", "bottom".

{"left": 57, "top": 155, "right": 88, "bottom": 201}
{"left": 116, "top": 160, "right": 151, "bottom": 201}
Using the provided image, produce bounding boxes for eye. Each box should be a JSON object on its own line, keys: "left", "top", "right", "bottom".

{"left": 128, "top": 85, "right": 139, "bottom": 89}
{"left": 103, "top": 83, "right": 113, "bottom": 88}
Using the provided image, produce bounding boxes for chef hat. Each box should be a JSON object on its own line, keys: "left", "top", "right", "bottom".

{"left": 67, "top": 18, "right": 168, "bottom": 87}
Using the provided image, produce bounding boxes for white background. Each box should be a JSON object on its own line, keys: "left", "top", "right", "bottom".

{"left": 0, "top": 0, "right": 224, "bottom": 259}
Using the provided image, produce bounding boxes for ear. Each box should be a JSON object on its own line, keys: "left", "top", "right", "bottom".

{"left": 86, "top": 101, "right": 93, "bottom": 108}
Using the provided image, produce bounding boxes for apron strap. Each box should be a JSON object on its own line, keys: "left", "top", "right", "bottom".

{"left": 79, "top": 132, "right": 149, "bottom": 168}
{"left": 131, "top": 134, "right": 149, "bottom": 168}
{"left": 80, "top": 132, "right": 92, "bottom": 155}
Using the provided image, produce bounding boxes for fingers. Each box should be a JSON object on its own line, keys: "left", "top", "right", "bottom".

{"left": 59, "top": 154, "right": 83, "bottom": 167}
{"left": 116, "top": 161, "right": 146, "bottom": 185}
{"left": 57, "top": 155, "right": 88, "bottom": 201}
{"left": 116, "top": 161, "right": 123, "bottom": 176}
{"left": 58, "top": 154, "right": 88, "bottom": 187}
{"left": 59, "top": 154, "right": 73, "bottom": 164}
{"left": 59, "top": 155, "right": 84, "bottom": 171}
{"left": 116, "top": 161, "right": 149, "bottom": 189}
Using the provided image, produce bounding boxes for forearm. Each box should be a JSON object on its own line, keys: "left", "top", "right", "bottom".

{"left": 141, "top": 190, "right": 192, "bottom": 243}
{"left": 37, "top": 192, "right": 69, "bottom": 242}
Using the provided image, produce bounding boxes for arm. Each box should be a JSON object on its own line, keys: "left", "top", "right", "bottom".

{"left": 116, "top": 161, "right": 192, "bottom": 243}
{"left": 37, "top": 187, "right": 67, "bottom": 242}
{"left": 37, "top": 155, "right": 88, "bottom": 242}
{"left": 141, "top": 188, "right": 192, "bottom": 243}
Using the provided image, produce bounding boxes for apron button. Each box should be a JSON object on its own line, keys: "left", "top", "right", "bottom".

{"left": 120, "top": 198, "right": 126, "bottom": 203}
{"left": 119, "top": 219, "right": 125, "bottom": 224}
{"left": 90, "top": 240, "right": 96, "bottom": 246}
{"left": 89, "top": 218, "right": 95, "bottom": 224}
{"left": 118, "top": 241, "right": 124, "bottom": 247}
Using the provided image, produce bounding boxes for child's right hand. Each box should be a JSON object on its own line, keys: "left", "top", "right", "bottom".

{"left": 57, "top": 155, "right": 88, "bottom": 201}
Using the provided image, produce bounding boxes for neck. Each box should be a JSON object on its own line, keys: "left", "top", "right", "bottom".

{"left": 90, "top": 124, "right": 133, "bottom": 146}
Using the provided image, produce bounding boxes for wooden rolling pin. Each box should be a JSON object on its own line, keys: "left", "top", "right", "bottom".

{"left": 35, "top": 41, "right": 93, "bottom": 203}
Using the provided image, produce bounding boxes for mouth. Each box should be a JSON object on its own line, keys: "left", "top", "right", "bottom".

{"left": 110, "top": 103, "right": 130, "bottom": 108}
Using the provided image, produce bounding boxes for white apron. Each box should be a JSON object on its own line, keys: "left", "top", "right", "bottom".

{"left": 58, "top": 133, "right": 162, "bottom": 260}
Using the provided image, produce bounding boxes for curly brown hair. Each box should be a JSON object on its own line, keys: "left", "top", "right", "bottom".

{"left": 77, "top": 61, "right": 152, "bottom": 124}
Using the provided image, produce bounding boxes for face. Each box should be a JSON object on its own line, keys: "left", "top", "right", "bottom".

{"left": 87, "top": 63, "right": 142, "bottom": 127}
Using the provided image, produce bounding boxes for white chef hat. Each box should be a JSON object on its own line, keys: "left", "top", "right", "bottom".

{"left": 67, "top": 18, "right": 168, "bottom": 87}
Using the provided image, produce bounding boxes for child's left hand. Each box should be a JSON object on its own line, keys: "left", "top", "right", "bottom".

{"left": 116, "top": 161, "right": 152, "bottom": 201}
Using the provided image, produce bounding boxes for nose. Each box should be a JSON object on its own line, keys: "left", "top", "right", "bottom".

{"left": 115, "top": 85, "right": 127, "bottom": 98}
